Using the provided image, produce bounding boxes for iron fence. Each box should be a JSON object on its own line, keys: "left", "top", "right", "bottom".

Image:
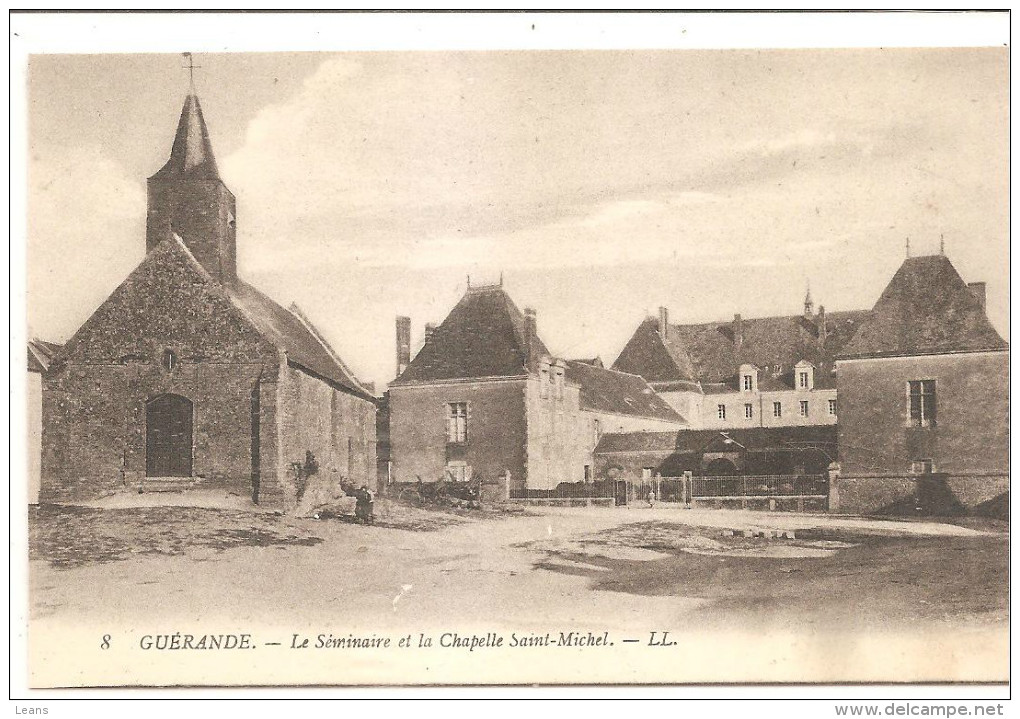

{"left": 688, "top": 474, "right": 827, "bottom": 499}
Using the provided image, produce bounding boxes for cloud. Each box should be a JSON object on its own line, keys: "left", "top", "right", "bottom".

{"left": 28, "top": 144, "right": 145, "bottom": 339}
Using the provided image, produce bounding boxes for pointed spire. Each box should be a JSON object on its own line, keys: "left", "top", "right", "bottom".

{"left": 940, "top": 233, "right": 945, "bottom": 256}
{"left": 154, "top": 92, "right": 220, "bottom": 180}
{"left": 803, "top": 279, "right": 814, "bottom": 318}
{"left": 906, "top": 237, "right": 911, "bottom": 259}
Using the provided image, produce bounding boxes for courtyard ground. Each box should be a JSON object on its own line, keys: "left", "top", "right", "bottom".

{"left": 25, "top": 500, "right": 1008, "bottom": 686}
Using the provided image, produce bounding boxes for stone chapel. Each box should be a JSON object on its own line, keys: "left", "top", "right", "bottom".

{"left": 40, "top": 88, "right": 377, "bottom": 511}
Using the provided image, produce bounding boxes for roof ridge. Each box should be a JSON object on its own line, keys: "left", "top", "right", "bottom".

{"left": 671, "top": 308, "right": 869, "bottom": 329}
{"left": 287, "top": 302, "right": 374, "bottom": 397}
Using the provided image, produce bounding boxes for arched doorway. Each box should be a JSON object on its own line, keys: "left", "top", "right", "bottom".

{"left": 146, "top": 394, "right": 193, "bottom": 477}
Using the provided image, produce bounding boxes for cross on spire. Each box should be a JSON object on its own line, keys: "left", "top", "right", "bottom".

{"left": 182, "top": 52, "right": 201, "bottom": 92}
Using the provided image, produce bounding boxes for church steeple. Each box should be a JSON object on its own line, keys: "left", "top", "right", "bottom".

{"left": 156, "top": 93, "right": 220, "bottom": 180}
{"left": 146, "top": 83, "right": 237, "bottom": 283}
{"left": 803, "top": 282, "right": 814, "bottom": 318}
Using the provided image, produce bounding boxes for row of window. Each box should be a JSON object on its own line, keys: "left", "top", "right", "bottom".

{"left": 741, "top": 369, "right": 816, "bottom": 392}
{"left": 718, "top": 399, "right": 837, "bottom": 421}
{"left": 449, "top": 380, "right": 936, "bottom": 442}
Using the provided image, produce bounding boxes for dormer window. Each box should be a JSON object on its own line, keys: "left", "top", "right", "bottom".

{"left": 795, "top": 360, "right": 814, "bottom": 391}
{"left": 739, "top": 364, "right": 758, "bottom": 393}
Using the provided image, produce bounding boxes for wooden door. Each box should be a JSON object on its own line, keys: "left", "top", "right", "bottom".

{"left": 146, "top": 394, "right": 193, "bottom": 477}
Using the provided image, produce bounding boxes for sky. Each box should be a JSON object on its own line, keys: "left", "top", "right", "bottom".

{"left": 26, "top": 47, "right": 1009, "bottom": 389}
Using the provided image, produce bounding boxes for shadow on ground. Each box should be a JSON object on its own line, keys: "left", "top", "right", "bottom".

{"left": 29, "top": 504, "right": 323, "bottom": 569}
{"left": 522, "top": 520, "right": 1009, "bottom": 631}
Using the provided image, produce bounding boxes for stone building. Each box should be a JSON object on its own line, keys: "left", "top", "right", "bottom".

{"left": 833, "top": 253, "right": 1008, "bottom": 515}
{"left": 387, "top": 282, "right": 685, "bottom": 495}
{"left": 28, "top": 339, "right": 61, "bottom": 505}
{"left": 40, "top": 90, "right": 376, "bottom": 511}
{"left": 612, "top": 295, "right": 869, "bottom": 430}
{"left": 594, "top": 425, "right": 837, "bottom": 482}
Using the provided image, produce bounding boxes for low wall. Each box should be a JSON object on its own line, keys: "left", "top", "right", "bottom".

{"left": 692, "top": 496, "right": 828, "bottom": 513}
{"left": 833, "top": 473, "right": 1008, "bottom": 517}
{"left": 506, "top": 497, "right": 615, "bottom": 508}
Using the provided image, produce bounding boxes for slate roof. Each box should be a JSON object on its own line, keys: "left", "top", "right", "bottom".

{"left": 595, "top": 425, "right": 838, "bottom": 456}
{"left": 613, "top": 309, "right": 869, "bottom": 391}
{"left": 565, "top": 361, "right": 686, "bottom": 424}
{"left": 391, "top": 285, "right": 550, "bottom": 384}
{"left": 27, "top": 339, "right": 62, "bottom": 373}
{"left": 150, "top": 93, "right": 221, "bottom": 181}
{"left": 225, "top": 280, "right": 375, "bottom": 400}
{"left": 838, "top": 254, "right": 1007, "bottom": 359}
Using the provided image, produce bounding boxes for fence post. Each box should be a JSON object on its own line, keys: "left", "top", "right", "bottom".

{"left": 827, "top": 465, "right": 840, "bottom": 513}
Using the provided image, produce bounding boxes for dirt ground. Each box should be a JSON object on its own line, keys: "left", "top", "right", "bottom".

{"left": 28, "top": 501, "right": 1007, "bottom": 636}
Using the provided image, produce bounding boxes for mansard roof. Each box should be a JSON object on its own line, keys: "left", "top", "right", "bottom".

{"left": 838, "top": 254, "right": 1007, "bottom": 360}
{"left": 613, "top": 308, "right": 868, "bottom": 391}
{"left": 565, "top": 360, "right": 686, "bottom": 424}
{"left": 391, "top": 284, "right": 550, "bottom": 384}
{"left": 150, "top": 93, "right": 221, "bottom": 181}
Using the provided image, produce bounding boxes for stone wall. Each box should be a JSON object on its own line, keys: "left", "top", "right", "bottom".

{"left": 388, "top": 379, "right": 528, "bottom": 490}
{"left": 41, "top": 361, "right": 275, "bottom": 503}
{"left": 39, "top": 237, "right": 283, "bottom": 506}
{"left": 278, "top": 363, "right": 377, "bottom": 511}
{"left": 28, "top": 372, "right": 42, "bottom": 504}
{"left": 837, "top": 351, "right": 1008, "bottom": 484}
{"left": 525, "top": 377, "right": 591, "bottom": 490}
{"left": 833, "top": 473, "right": 1008, "bottom": 516}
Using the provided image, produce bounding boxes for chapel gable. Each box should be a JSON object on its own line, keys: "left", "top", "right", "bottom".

{"left": 55, "top": 236, "right": 277, "bottom": 367}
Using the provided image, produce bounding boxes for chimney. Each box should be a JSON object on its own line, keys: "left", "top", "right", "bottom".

{"left": 658, "top": 306, "right": 670, "bottom": 341}
{"left": 395, "top": 315, "right": 411, "bottom": 377}
{"left": 423, "top": 322, "right": 437, "bottom": 345}
{"left": 524, "top": 307, "right": 538, "bottom": 371}
{"left": 818, "top": 305, "right": 827, "bottom": 345}
{"left": 968, "top": 282, "right": 987, "bottom": 311}
{"left": 733, "top": 313, "right": 743, "bottom": 349}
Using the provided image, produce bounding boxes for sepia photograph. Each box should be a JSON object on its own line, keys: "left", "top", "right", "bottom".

{"left": 10, "top": 10, "right": 1011, "bottom": 702}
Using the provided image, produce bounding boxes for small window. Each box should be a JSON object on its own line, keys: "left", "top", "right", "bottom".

{"left": 540, "top": 368, "right": 549, "bottom": 398}
{"left": 744, "top": 403, "right": 753, "bottom": 419}
{"left": 799, "top": 400, "right": 809, "bottom": 417}
{"left": 162, "top": 349, "right": 177, "bottom": 372}
{"left": 743, "top": 374, "right": 754, "bottom": 391}
{"left": 828, "top": 399, "right": 837, "bottom": 416}
{"left": 642, "top": 467, "right": 653, "bottom": 480}
{"left": 773, "top": 401, "right": 782, "bottom": 418}
{"left": 554, "top": 368, "right": 565, "bottom": 400}
{"left": 446, "top": 461, "right": 469, "bottom": 482}
{"left": 909, "top": 380, "right": 936, "bottom": 427}
{"left": 584, "top": 465, "right": 592, "bottom": 482}
{"left": 717, "top": 404, "right": 726, "bottom": 420}
{"left": 798, "top": 371, "right": 809, "bottom": 389}
{"left": 911, "top": 459, "right": 934, "bottom": 475}
{"left": 446, "top": 402, "right": 468, "bottom": 443}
